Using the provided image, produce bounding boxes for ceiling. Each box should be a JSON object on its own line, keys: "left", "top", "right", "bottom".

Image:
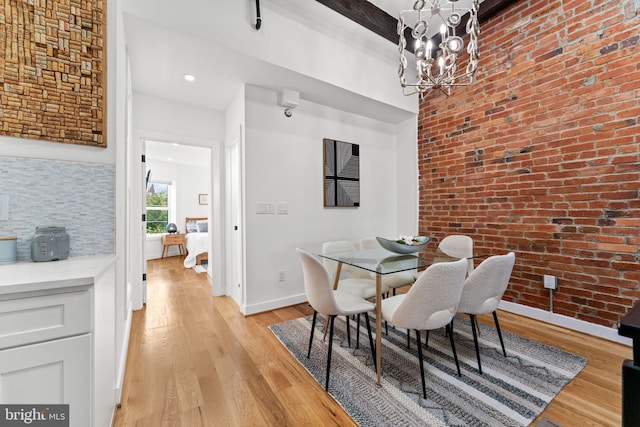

{"left": 123, "top": 1, "right": 503, "bottom": 125}
{"left": 145, "top": 140, "right": 210, "bottom": 167}
{"left": 124, "top": 11, "right": 417, "bottom": 124}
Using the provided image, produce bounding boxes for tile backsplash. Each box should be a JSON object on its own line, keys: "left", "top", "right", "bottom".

{"left": 0, "top": 155, "right": 115, "bottom": 261}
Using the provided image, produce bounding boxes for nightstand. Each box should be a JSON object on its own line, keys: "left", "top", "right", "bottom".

{"left": 161, "top": 233, "right": 186, "bottom": 258}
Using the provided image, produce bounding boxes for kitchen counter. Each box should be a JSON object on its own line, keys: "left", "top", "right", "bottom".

{"left": 0, "top": 253, "right": 118, "bottom": 426}
{"left": 0, "top": 254, "right": 117, "bottom": 298}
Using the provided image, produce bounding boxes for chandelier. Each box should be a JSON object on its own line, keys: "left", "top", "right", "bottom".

{"left": 397, "top": 0, "right": 480, "bottom": 98}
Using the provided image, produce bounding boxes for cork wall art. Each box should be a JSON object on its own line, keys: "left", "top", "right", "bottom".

{"left": 0, "top": 0, "right": 106, "bottom": 147}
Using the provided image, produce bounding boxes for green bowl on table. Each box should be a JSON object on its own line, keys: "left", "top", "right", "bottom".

{"left": 376, "top": 236, "right": 431, "bottom": 254}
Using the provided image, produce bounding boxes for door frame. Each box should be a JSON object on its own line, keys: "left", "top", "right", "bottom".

{"left": 128, "top": 132, "right": 223, "bottom": 310}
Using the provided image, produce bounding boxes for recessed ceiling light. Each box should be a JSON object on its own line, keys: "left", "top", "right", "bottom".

{"left": 183, "top": 74, "right": 196, "bottom": 82}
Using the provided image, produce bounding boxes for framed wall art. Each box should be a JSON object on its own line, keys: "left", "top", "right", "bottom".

{"left": 323, "top": 138, "right": 360, "bottom": 207}
{"left": 0, "top": 0, "right": 106, "bottom": 147}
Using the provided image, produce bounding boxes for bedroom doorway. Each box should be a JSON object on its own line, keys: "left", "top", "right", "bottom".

{"left": 143, "top": 139, "right": 212, "bottom": 291}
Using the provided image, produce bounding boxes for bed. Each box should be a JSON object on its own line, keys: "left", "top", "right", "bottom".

{"left": 183, "top": 217, "right": 209, "bottom": 268}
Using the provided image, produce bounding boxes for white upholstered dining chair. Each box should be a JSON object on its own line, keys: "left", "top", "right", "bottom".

{"left": 322, "top": 240, "right": 389, "bottom": 348}
{"left": 380, "top": 258, "right": 468, "bottom": 398}
{"left": 359, "top": 237, "right": 416, "bottom": 297}
{"left": 455, "top": 251, "right": 516, "bottom": 374}
{"left": 438, "top": 234, "right": 475, "bottom": 275}
{"left": 296, "top": 248, "right": 376, "bottom": 391}
{"left": 436, "top": 234, "right": 481, "bottom": 336}
{"left": 321, "top": 240, "right": 389, "bottom": 300}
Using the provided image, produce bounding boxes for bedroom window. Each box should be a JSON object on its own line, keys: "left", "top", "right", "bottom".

{"left": 146, "top": 180, "right": 173, "bottom": 234}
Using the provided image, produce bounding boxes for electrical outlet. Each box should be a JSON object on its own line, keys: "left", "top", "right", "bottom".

{"left": 278, "top": 270, "right": 286, "bottom": 282}
{"left": 543, "top": 274, "right": 557, "bottom": 290}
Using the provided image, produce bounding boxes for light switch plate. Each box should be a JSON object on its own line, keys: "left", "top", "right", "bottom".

{"left": 256, "top": 202, "right": 275, "bottom": 214}
{"left": 277, "top": 202, "right": 288, "bottom": 214}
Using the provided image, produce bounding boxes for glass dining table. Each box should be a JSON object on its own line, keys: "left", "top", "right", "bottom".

{"left": 319, "top": 247, "right": 467, "bottom": 386}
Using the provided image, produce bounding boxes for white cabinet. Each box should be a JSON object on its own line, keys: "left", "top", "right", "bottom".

{"left": 0, "top": 255, "right": 117, "bottom": 427}
{"left": 0, "top": 335, "right": 91, "bottom": 424}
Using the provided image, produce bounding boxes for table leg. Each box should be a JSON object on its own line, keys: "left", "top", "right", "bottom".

{"left": 324, "top": 262, "right": 344, "bottom": 341}
{"left": 375, "top": 274, "right": 382, "bottom": 385}
{"left": 332, "top": 262, "right": 342, "bottom": 291}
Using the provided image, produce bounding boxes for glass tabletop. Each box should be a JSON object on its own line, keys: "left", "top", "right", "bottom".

{"left": 319, "top": 247, "right": 463, "bottom": 275}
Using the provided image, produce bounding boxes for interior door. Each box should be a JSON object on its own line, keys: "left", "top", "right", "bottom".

{"left": 228, "top": 135, "right": 243, "bottom": 306}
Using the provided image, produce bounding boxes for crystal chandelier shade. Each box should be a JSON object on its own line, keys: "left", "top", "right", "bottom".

{"left": 398, "top": 0, "right": 480, "bottom": 99}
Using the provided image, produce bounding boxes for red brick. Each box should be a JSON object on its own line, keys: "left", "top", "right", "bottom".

{"left": 417, "top": 0, "right": 639, "bottom": 328}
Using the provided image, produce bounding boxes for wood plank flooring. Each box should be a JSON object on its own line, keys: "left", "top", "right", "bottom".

{"left": 112, "top": 256, "right": 632, "bottom": 426}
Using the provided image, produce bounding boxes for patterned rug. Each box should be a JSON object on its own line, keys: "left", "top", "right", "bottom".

{"left": 269, "top": 314, "right": 586, "bottom": 427}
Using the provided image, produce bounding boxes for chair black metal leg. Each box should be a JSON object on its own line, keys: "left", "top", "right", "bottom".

{"left": 415, "top": 330, "right": 427, "bottom": 399}
{"left": 364, "top": 313, "right": 376, "bottom": 370}
{"left": 469, "top": 314, "right": 482, "bottom": 374}
{"left": 346, "top": 315, "right": 351, "bottom": 347}
{"left": 385, "top": 321, "right": 388, "bottom": 335}
{"left": 356, "top": 314, "right": 361, "bottom": 349}
{"left": 424, "top": 330, "right": 430, "bottom": 349}
{"left": 326, "top": 315, "right": 335, "bottom": 390}
{"left": 446, "top": 323, "right": 461, "bottom": 376}
{"left": 446, "top": 317, "right": 454, "bottom": 337}
{"left": 474, "top": 314, "right": 481, "bottom": 335}
{"left": 407, "top": 329, "right": 411, "bottom": 349}
{"left": 307, "top": 311, "right": 317, "bottom": 358}
{"left": 493, "top": 311, "right": 507, "bottom": 357}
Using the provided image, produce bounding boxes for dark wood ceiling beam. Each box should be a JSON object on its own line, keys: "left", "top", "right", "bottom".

{"left": 315, "top": 0, "right": 519, "bottom": 48}
{"left": 478, "top": 0, "right": 520, "bottom": 22}
{"left": 315, "top": 0, "right": 399, "bottom": 44}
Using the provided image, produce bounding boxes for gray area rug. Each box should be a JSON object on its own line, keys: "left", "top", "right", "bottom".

{"left": 269, "top": 314, "right": 586, "bottom": 427}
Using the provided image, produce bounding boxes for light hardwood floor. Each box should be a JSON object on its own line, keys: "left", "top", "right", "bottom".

{"left": 112, "top": 256, "right": 631, "bottom": 426}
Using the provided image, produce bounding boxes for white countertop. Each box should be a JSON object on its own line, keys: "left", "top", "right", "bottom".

{"left": 0, "top": 254, "right": 117, "bottom": 296}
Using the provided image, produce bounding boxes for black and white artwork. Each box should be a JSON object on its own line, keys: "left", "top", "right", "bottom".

{"left": 324, "top": 139, "right": 360, "bottom": 207}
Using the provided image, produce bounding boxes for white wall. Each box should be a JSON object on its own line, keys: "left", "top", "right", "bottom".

{"left": 395, "top": 116, "right": 419, "bottom": 233}
{"left": 145, "top": 158, "right": 209, "bottom": 259}
{"left": 132, "top": 93, "right": 225, "bottom": 142}
{"left": 122, "top": 0, "right": 417, "bottom": 118}
{"left": 242, "top": 85, "right": 418, "bottom": 314}
{"left": 113, "top": 0, "right": 130, "bottom": 407}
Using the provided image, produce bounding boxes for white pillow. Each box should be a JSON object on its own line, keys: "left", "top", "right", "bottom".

{"left": 186, "top": 221, "right": 198, "bottom": 233}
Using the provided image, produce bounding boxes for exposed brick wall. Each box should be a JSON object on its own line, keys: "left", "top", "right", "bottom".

{"left": 417, "top": 0, "right": 640, "bottom": 327}
{"left": 0, "top": 0, "right": 106, "bottom": 147}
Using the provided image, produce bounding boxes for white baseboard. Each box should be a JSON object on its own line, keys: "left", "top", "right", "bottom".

{"left": 244, "top": 293, "right": 308, "bottom": 316}
{"left": 499, "top": 301, "right": 632, "bottom": 346}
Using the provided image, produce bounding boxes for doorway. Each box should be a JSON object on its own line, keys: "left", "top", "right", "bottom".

{"left": 143, "top": 140, "right": 212, "bottom": 298}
